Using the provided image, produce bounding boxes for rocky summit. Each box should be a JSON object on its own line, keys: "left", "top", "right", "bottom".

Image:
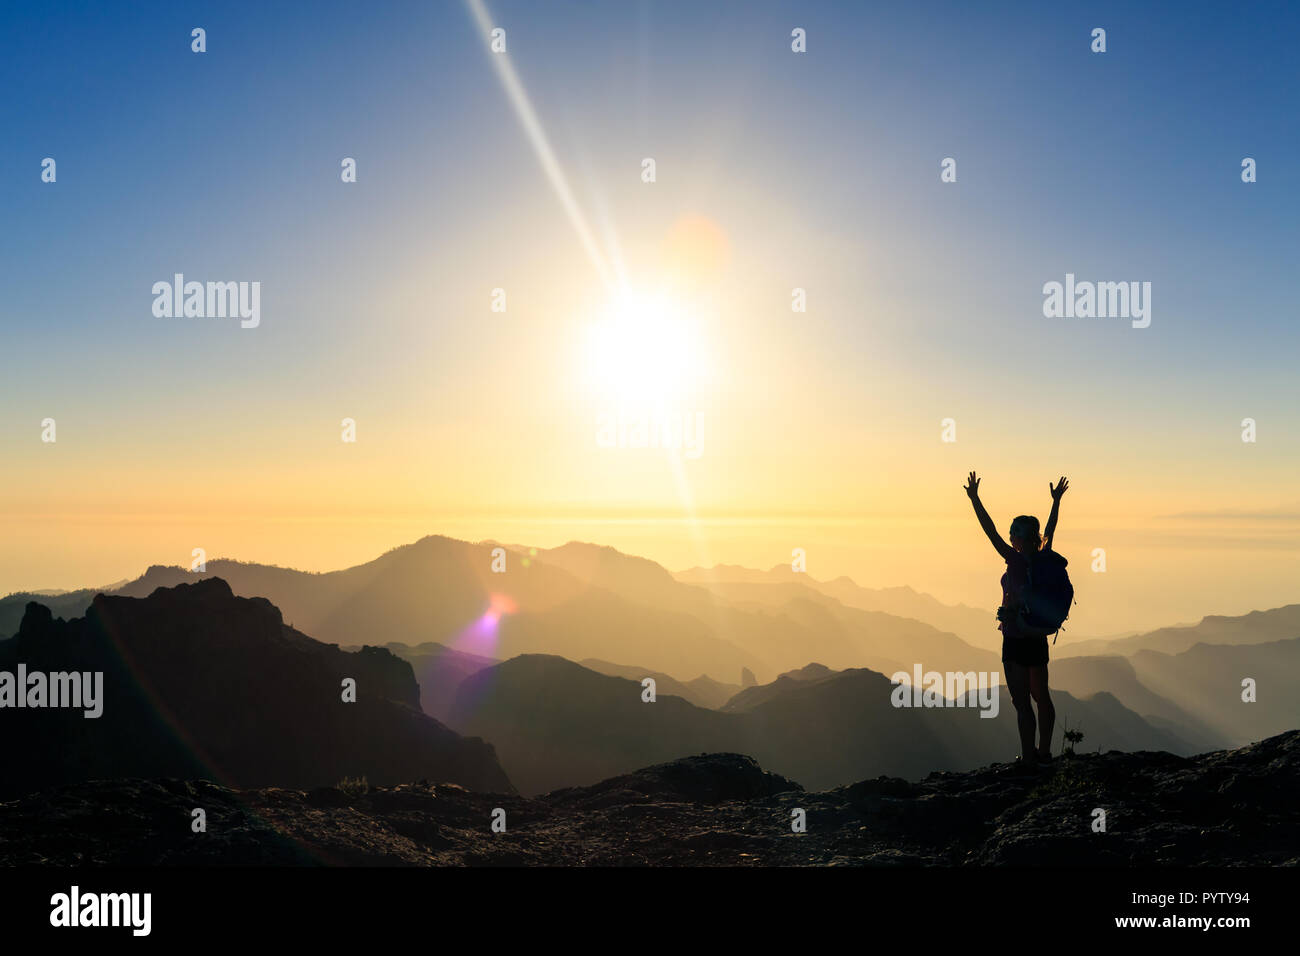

{"left": 2, "top": 732, "right": 1296, "bottom": 866}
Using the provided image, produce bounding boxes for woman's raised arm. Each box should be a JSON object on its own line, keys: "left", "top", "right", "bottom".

{"left": 965, "top": 471, "right": 1013, "bottom": 560}
{"left": 1044, "top": 476, "right": 1069, "bottom": 551}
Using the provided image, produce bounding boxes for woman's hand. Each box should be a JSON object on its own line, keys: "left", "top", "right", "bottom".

{"left": 968, "top": 471, "right": 1012, "bottom": 558}
{"left": 1050, "top": 476, "right": 1069, "bottom": 501}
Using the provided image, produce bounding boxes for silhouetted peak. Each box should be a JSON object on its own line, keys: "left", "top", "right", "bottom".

{"left": 780, "top": 662, "right": 835, "bottom": 681}
{"left": 141, "top": 563, "right": 183, "bottom": 578}
{"left": 501, "top": 653, "right": 597, "bottom": 676}
{"left": 85, "top": 576, "right": 276, "bottom": 628}
{"left": 159, "top": 575, "right": 234, "bottom": 599}
{"left": 17, "top": 601, "right": 55, "bottom": 637}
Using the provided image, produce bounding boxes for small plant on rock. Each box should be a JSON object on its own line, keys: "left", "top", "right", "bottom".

{"left": 1062, "top": 727, "right": 1085, "bottom": 757}
{"left": 337, "top": 775, "right": 369, "bottom": 796}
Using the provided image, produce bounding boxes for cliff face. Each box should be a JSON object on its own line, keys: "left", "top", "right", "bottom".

{"left": 0, "top": 578, "right": 512, "bottom": 797}
{"left": 2, "top": 733, "right": 1294, "bottom": 866}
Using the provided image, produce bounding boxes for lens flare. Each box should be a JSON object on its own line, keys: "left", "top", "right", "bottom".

{"left": 453, "top": 592, "right": 517, "bottom": 656}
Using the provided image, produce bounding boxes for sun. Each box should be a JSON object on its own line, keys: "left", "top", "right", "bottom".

{"left": 583, "top": 290, "right": 709, "bottom": 405}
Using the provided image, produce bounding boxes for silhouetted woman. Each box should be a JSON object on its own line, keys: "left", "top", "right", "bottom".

{"left": 964, "top": 471, "right": 1068, "bottom": 769}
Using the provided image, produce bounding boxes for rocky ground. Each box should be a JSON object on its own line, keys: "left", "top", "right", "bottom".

{"left": 2, "top": 730, "right": 1296, "bottom": 866}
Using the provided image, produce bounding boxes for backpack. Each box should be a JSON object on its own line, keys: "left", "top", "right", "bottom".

{"left": 1015, "top": 549, "right": 1074, "bottom": 642}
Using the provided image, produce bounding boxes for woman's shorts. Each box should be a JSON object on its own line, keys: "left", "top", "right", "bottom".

{"left": 1001, "top": 633, "right": 1050, "bottom": 667}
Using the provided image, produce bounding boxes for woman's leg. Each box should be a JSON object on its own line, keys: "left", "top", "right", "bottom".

{"left": 1003, "top": 660, "right": 1035, "bottom": 761}
{"left": 1028, "top": 664, "right": 1055, "bottom": 757}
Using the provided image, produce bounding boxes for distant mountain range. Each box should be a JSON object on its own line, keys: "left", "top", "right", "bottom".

{"left": 1054, "top": 604, "right": 1300, "bottom": 657}
{"left": 3, "top": 535, "right": 1296, "bottom": 799}
{"left": 7, "top": 541, "right": 1296, "bottom": 672}
{"left": 675, "top": 563, "right": 1003, "bottom": 652}
{"left": 578, "top": 658, "right": 741, "bottom": 710}
{"left": 0, "top": 537, "right": 1002, "bottom": 684}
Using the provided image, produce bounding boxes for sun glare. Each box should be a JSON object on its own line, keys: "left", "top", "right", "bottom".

{"left": 584, "top": 291, "right": 708, "bottom": 405}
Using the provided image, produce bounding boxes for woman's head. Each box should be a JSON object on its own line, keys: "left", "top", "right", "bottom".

{"left": 1009, "top": 515, "right": 1042, "bottom": 554}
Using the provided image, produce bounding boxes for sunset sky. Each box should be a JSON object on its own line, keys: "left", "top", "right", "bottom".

{"left": 2, "top": 1, "right": 1297, "bottom": 635}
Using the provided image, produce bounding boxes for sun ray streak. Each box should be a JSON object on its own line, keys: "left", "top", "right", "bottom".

{"left": 464, "top": 0, "right": 616, "bottom": 292}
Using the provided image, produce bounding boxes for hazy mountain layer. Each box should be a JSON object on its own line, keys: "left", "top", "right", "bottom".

{"left": 1056, "top": 604, "right": 1300, "bottom": 657}
{"left": 579, "top": 658, "right": 741, "bottom": 709}
{"left": 449, "top": 655, "right": 1192, "bottom": 795}
{"left": 0, "top": 537, "right": 998, "bottom": 685}
{"left": 675, "top": 564, "right": 1000, "bottom": 652}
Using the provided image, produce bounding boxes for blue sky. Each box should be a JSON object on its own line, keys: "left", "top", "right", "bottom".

{"left": 3, "top": 0, "right": 1295, "bottom": 380}
{"left": 1, "top": 0, "right": 1296, "bottom": 628}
